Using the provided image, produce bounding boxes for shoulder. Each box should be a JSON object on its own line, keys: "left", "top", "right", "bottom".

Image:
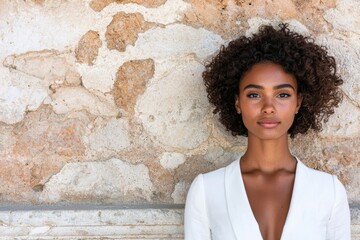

{"left": 297, "top": 159, "right": 333, "bottom": 183}
{"left": 202, "top": 159, "right": 239, "bottom": 183}
{"left": 189, "top": 159, "right": 239, "bottom": 193}
{"left": 297, "top": 159, "right": 347, "bottom": 201}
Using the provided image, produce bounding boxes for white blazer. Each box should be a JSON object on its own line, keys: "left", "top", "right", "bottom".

{"left": 184, "top": 158, "right": 351, "bottom": 240}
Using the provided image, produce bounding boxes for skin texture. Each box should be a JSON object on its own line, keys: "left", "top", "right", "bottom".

{"left": 235, "top": 62, "right": 302, "bottom": 240}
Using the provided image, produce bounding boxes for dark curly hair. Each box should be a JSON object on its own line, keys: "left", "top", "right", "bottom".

{"left": 203, "top": 23, "right": 343, "bottom": 138}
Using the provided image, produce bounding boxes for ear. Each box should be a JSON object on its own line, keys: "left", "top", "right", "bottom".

{"left": 235, "top": 95, "right": 241, "bottom": 114}
{"left": 296, "top": 93, "right": 303, "bottom": 113}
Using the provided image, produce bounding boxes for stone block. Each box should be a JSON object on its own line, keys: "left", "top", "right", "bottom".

{"left": 81, "top": 66, "right": 115, "bottom": 93}
{"left": 324, "top": 0, "right": 360, "bottom": 35}
{"left": 75, "top": 30, "right": 102, "bottom": 66}
{"left": 125, "top": 23, "right": 224, "bottom": 60}
{"left": 319, "top": 98, "right": 360, "bottom": 138}
{"left": 146, "top": 158, "right": 175, "bottom": 202}
{"left": 39, "top": 158, "right": 154, "bottom": 203}
{"left": 174, "top": 155, "right": 216, "bottom": 185}
{"left": 183, "top": 0, "right": 334, "bottom": 39}
{"left": 136, "top": 57, "right": 210, "bottom": 149}
{"left": 48, "top": 87, "right": 119, "bottom": 117}
{"left": 0, "top": 68, "right": 48, "bottom": 124}
{"left": 3, "top": 50, "right": 81, "bottom": 88}
{"left": 12, "top": 107, "right": 87, "bottom": 158}
{"left": 348, "top": 168, "right": 360, "bottom": 203}
{"left": 105, "top": 12, "right": 155, "bottom": 52}
{"left": 159, "top": 152, "right": 186, "bottom": 170}
{"left": 171, "top": 181, "right": 187, "bottom": 204}
{"left": 90, "top": 0, "right": 167, "bottom": 11}
{"left": 317, "top": 35, "right": 360, "bottom": 108}
{"left": 204, "top": 144, "right": 241, "bottom": 168}
{"left": 0, "top": 125, "right": 16, "bottom": 154}
{"left": 87, "top": 118, "right": 130, "bottom": 152}
{"left": 113, "top": 59, "right": 155, "bottom": 113}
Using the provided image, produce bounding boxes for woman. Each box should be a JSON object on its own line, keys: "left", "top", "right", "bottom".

{"left": 184, "top": 23, "right": 351, "bottom": 240}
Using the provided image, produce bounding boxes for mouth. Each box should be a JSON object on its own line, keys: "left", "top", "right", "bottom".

{"left": 257, "top": 119, "right": 280, "bottom": 129}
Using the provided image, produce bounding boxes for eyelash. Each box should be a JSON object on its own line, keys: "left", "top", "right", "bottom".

{"left": 246, "top": 92, "right": 291, "bottom": 98}
{"left": 278, "top": 93, "right": 291, "bottom": 98}
{"left": 247, "top": 93, "right": 260, "bottom": 98}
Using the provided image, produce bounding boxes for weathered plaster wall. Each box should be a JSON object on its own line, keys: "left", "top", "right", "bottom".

{"left": 0, "top": 0, "right": 359, "bottom": 238}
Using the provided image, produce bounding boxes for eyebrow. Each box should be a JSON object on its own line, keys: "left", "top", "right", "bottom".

{"left": 243, "top": 84, "right": 295, "bottom": 91}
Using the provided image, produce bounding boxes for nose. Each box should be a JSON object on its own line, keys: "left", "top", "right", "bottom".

{"left": 262, "top": 97, "right": 275, "bottom": 114}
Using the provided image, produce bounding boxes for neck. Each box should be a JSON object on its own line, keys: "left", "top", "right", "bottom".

{"left": 241, "top": 133, "right": 296, "bottom": 173}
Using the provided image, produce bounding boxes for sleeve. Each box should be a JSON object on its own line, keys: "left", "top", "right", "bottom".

{"left": 326, "top": 175, "right": 351, "bottom": 240}
{"left": 184, "top": 174, "right": 212, "bottom": 240}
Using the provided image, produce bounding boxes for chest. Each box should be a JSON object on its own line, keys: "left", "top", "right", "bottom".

{"left": 242, "top": 172, "right": 295, "bottom": 240}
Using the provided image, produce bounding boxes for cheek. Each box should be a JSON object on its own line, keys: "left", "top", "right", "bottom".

{"left": 276, "top": 100, "right": 297, "bottom": 111}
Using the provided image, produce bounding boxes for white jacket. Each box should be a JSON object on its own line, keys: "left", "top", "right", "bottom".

{"left": 184, "top": 158, "right": 351, "bottom": 240}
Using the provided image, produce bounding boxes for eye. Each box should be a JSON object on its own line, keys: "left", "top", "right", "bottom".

{"left": 277, "top": 93, "right": 291, "bottom": 98}
{"left": 247, "top": 92, "right": 260, "bottom": 98}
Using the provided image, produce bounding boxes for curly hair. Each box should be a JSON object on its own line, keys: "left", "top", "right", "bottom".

{"left": 203, "top": 23, "right": 343, "bottom": 138}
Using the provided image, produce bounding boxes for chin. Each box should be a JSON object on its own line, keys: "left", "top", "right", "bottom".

{"left": 249, "top": 131, "right": 289, "bottom": 141}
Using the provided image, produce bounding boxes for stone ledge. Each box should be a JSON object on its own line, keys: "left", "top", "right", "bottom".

{"left": 0, "top": 205, "right": 184, "bottom": 239}
{"left": 0, "top": 204, "right": 359, "bottom": 239}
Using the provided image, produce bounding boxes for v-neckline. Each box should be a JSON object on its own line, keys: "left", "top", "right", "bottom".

{"left": 238, "top": 157, "right": 300, "bottom": 240}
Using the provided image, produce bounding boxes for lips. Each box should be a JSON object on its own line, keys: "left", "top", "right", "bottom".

{"left": 257, "top": 118, "right": 280, "bottom": 128}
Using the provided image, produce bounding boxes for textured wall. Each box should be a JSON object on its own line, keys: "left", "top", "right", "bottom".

{"left": 0, "top": 0, "right": 359, "bottom": 238}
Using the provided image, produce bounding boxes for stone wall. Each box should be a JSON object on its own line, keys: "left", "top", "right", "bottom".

{"left": 0, "top": 0, "right": 359, "bottom": 238}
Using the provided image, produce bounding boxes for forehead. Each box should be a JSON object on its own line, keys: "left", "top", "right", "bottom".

{"left": 239, "top": 62, "right": 297, "bottom": 89}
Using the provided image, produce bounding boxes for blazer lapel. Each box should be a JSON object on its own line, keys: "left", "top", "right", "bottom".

{"left": 225, "top": 159, "right": 263, "bottom": 239}
{"left": 280, "top": 158, "right": 309, "bottom": 239}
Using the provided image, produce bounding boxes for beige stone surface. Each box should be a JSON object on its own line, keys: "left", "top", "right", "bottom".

{"left": 105, "top": 12, "right": 155, "bottom": 52}
{"left": 75, "top": 30, "right": 102, "bottom": 66}
{"left": 324, "top": 0, "right": 360, "bottom": 35}
{"left": 91, "top": 0, "right": 191, "bottom": 25}
{"left": 0, "top": 208, "right": 184, "bottom": 239}
{"left": 146, "top": 158, "right": 175, "bottom": 202}
{"left": 40, "top": 158, "right": 155, "bottom": 203}
{"left": 0, "top": 69, "right": 48, "bottom": 124}
{"left": 171, "top": 181, "right": 188, "bottom": 203}
{"left": 3, "top": 50, "right": 81, "bottom": 88}
{"left": 113, "top": 59, "right": 155, "bottom": 113}
{"left": 125, "top": 24, "right": 224, "bottom": 60}
{"left": 319, "top": 98, "right": 360, "bottom": 138}
{"left": 12, "top": 107, "right": 86, "bottom": 158}
{"left": 48, "top": 87, "right": 119, "bottom": 117}
{"left": 159, "top": 152, "right": 186, "bottom": 170}
{"left": 317, "top": 35, "right": 360, "bottom": 107}
{"left": 0, "top": 1, "right": 95, "bottom": 56}
{"left": 87, "top": 118, "right": 130, "bottom": 152}
{"left": 90, "top": 0, "right": 167, "bottom": 11}
{"left": 136, "top": 57, "right": 210, "bottom": 149}
{"left": 31, "top": 0, "right": 45, "bottom": 5}
{"left": 80, "top": 66, "right": 115, "bottom": 93}
{"left": 183, "top": 0, "right": 334, "bottom": 39}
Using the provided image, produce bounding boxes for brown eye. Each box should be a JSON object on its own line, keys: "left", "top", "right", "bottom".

{"left": 247, "top": 93, "right": 260, "bottom": 98}
{"left": 278, "top": 93, "right": 291, "bottom": 98}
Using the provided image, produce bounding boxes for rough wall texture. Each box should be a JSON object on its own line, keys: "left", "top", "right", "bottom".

{"left": 0, "top": 0, "right": 359, "bottom": 238}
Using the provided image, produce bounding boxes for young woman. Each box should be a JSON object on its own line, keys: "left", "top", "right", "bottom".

{"left": 184, "top": 24, "right": 351, "bottom": 240}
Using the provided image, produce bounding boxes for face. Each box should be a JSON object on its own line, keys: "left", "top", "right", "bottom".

{"left": 235, "top": 62, "right": 302, "bottom": 140}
